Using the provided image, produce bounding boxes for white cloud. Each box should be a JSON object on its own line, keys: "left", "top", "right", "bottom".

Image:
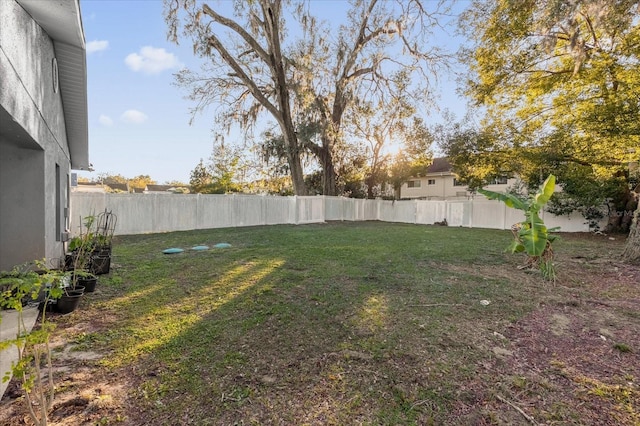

{"left": 98, "top": 114, "right": 113, "bottom": 126}
{"left": 121, "top": 110, "right": 148, "bottom": 124}
{"left": 87, "top": 40, "right": 109, "bottom": 54}
{"left": 124, "top": 46, "right": 183, "bottom": 74}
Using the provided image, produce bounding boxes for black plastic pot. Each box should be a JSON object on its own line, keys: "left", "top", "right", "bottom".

{"left": 38, "top": 299, "right": 57, "bottom": 312}
{"left": 78, "top": 274, "right": 97, "bottom": 292}
{"left": 55, "top": 290, "right": 84, "bottom": 314}
{"left": 63, "top": 254, "right": 75, "bottom": 271}
{"left": 90, "top": 255, "right": 111, "bottom": 275}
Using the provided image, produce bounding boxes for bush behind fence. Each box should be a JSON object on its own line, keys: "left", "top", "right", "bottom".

{"left": 69, "top": 193, "right": 593, "bottom": 237}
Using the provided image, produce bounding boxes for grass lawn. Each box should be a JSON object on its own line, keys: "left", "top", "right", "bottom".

{"left": 2, "top": 222, "right": 639, "bottom": 425}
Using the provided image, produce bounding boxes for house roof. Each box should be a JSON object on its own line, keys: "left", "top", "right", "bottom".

{"left": 17, "top": 0, "right": 89, "bottom": 170}
{"left": 72, "top": 181, "right": 105, "bottom": 193}
{"left": 425, "top": 157, "right": 453, "bottom": 174}
{"left": 105, "top": 183, "right": 129, "bottom": 192}
{"left": 145, "top": 184, "right": 176, "bottom": 192}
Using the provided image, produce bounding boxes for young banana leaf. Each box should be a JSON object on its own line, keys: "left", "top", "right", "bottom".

{"left": 519, "top": 210, "right": 549, "bottom": 256}
{"left": 477, "top": 189, "right": 528, "bottom": 210}
{"left": 478, "top": 175, "right": 558, "bottom": 258}
{"left": 532, "top": 175, "right": 556, "bottom": 210}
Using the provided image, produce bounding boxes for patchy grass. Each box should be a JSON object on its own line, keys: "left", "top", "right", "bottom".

{"left": 1, "top": 222, "right": 639, "bottom": 425}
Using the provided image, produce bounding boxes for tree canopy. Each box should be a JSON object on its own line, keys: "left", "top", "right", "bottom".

{"left": 457, "top": 0, "right": 640, "bottom": 262}
{"left": 164, "top": 0, "right": 448, "bottom": 196}
{"left": 189, "top": 144, "right": 243, "bottom": 194}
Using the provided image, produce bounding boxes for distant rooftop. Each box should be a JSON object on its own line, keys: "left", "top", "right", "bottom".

{"left": 425, "top": 157, "right": 453, "bottom": 174}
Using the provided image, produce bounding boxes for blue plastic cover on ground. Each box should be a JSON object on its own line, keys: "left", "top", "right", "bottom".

{"left": 214, "top": 243, "right": 232, "bottom": 249}
{"left": 163, "top": 248, "right": 184, "bottom": 254}
{"left": 191, "top": 245, "right": 209, "bottom": 251}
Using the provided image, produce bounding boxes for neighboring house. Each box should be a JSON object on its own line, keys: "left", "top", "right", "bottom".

{"left": 0, "top": 0, "right": 88, "bottom": 270}
{"left": 400, "top": 157, "right": 517, "bottom": 200}
{"left": 72, "top": 181, "right": 106, "bottom": 193}
{"left": 71, "top": 181, "right": 131, "bottom": 193}
{"left": 144, "top": 184, "right": 190, "bottom": 194}
{"left": 105, "top": 183, "right": 130, "bottom": 193}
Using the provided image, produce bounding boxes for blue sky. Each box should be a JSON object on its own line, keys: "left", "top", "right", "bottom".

{"left": 78, "top": 0, "right": 469, "bottom": 184}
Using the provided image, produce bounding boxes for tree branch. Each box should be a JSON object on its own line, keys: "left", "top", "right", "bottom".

{"left": 202, "top": 4, "right": 270, "bottom": 64}
{"left": 205, "top": 35, "right": 282, "bottom": 125}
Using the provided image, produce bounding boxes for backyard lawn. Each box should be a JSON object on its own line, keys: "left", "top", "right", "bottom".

{"left": 1, "top": 222, "right": 639, "bottom": 425}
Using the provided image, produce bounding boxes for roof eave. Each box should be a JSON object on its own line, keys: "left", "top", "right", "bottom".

{"left": 17, "top": 0, "right": 89, "bottom": 170}
{"left": 56, "top": 40, "right": 89, "bottom": 170}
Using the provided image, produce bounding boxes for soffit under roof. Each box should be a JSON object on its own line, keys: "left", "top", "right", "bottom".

{"left": 16, "top": 0, "right": 89, "bottom": 170}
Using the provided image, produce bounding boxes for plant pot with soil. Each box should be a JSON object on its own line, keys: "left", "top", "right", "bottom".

{"left": 90, "top": 252, "right": 111, "bottom": 275}
{"left": 73, "top": 271, "right": 97, "bottom": 293}
{"left": 55, "top": 289, "right": 84, "bottom": 314}
{"left": 53, "top": 273, "right": 85, "bottom": 314}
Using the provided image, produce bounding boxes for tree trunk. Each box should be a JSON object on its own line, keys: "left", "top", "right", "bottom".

{"left": 366, "top": 180, "right": 375, "bottom": 199}
{"left": 622, "top": 201, "right": 640, "bottom": 264}
{"left": 261, "top": 2, "right": 307, "bottom": 196}
{"left": 283, "top": 129, "right": 307, "bottom": 195}
{"left": 316, "top": 138, "right": 337, "bottom": 196}
{"left": 322, "top": 161, "right": 337, "bottom": 196}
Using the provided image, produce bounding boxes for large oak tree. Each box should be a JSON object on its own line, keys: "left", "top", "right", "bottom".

{"left": 165, "top": 0, "right": 448, "bottom": 196}
{"left": 459, "top": 0, "right": 640, "bottom": 263}
{"left": 166, "top": 0, "right": 308, "bottom": 194}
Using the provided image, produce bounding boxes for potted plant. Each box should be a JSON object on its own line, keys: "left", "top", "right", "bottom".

{"left": 55, "top": 275, "right": 85, "bottom": 313}
{"left": 0, "top": 260, "right": 63, "bottom": 425}
{"left": 66, "top": 215, "right": 98, "bottom": 294}
{"left": 91, "top": 209, "right": 117, "bottom": 275}
{"left": 66, "top": 210, "right": 117, "bottom": 276}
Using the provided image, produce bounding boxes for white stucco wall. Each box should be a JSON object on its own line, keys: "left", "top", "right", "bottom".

{"left": 0, "top": 0, "right": 71, "bottom": 269}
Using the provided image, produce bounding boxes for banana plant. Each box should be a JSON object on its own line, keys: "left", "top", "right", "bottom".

{"left": 478, "top": 175, "right": 560, "bottom": 278}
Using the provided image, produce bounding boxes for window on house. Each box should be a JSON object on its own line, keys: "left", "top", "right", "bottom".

{"left": 407, "top": 180, "right": 421, "bottom": 188}
{"left": 453, "top": 178, "right": 465, "bottom": 186}
{"left": 427, "top": 179, "right": 436, "bottom": 185}
{"left": 492, "top": 176, "right": 508, "bottom": 185}
{"left": 55, "top": 164, "right": 61, "bottom": 241}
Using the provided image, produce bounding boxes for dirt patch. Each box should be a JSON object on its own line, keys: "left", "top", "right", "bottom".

{"left": 549, "top": 313, "right": 571, "bottom": 336}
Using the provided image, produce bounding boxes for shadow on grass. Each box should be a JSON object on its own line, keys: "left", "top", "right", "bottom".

{"left": 80, "top": 223, "right": 546, "bottom": 424}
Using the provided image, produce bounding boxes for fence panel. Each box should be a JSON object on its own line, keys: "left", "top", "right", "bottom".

{"left": 68, "top": 193, "right": 107, "bottom": 234}
{"left": 70, "top": 192, "right": 596, "bottom": 236}
{"left": 196, "top": 194, "right": 235, "bottom": 229}
{"left": 324, "top": 197, "right": 344, "bottom": 221}
{"left": 543, "top": 210, "right": 589, "bottom": 232}
{"left": 415, "top": 201, "right": 446, "bottom": 225}
{"left": 341, "top": 198, "right": 356, "bottom": 221}
{"left": 232, "top": 195, "right": 266, "bottom": 227}
{"left": 472, "top": 200, "right": 506, "bottom": 230}
{"left": 263, "top": 195, "right": 295, "bottom": 225}
{"left": 378, "top": 200, "right": 416, "bottom": 223}
{"left": 297, "top": 197, "right": 325, "bottom": 224}
{"left": 446, "top": 201, "right": 469, "bottom": 227}
{"left": 152, "top": 194, "right": 198, "bottom": 233}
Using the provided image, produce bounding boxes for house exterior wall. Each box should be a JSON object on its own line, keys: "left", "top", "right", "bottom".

{"left": 0, "top": 0, "right": 71, "bottom": 270}
{"left": 401, "top": 174, "right": 518, "bottom": 199}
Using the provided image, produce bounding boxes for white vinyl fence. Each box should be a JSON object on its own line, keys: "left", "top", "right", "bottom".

{"left": 70, "top": 193, "right": 593, "bottom": 237}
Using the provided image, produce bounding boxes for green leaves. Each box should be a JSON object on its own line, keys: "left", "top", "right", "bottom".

{"left": 478, "top": 189, "right": 527, "bottom": 210}
{"left": 479, "top": 174, "right": 559, "bottom": 274}
{"left": 520, "top": 210, "right": 549, "bottom": 257}
{"left": 532, "top": 174, "right": 556, "bottom": 210}
{"left": 457, "top": 0, "right": 640, "bottom": 224}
